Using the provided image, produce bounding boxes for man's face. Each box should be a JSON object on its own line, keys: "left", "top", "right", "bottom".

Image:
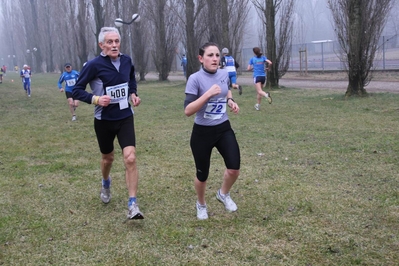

{"left": 65, "top": 65, "right": 71, "bottom": 72}
{"left": 99, "top": 32, "right": 120, "bottom": 59}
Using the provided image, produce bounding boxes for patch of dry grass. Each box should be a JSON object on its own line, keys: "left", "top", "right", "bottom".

{"left": 0, "top": 72, "right": 398, "bottom": 265}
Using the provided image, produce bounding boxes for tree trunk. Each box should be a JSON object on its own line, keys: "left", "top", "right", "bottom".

{"left": 93, "top": 0, "right": 104, "bottom": 56}
{"left": 345, "top": 0, "right": 366, "bottom": 96}
{"left": 185, "top": 0, "right": 198, "bottom": 79}
{"left": 207, "top": 0, "right": 221, "bottom": 44}
{"left": 346, "top": 73, "right": 367, "bottom": 96}
{"left": 265, "top": 0, "right": 278, "bottom": 87}
{"left": 220, "top": 0, "right": 230, "bottom": 48}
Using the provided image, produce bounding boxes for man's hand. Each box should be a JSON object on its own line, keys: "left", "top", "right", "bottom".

{"left": 131, "top": 94, "right": 141, "bottom": 107}
{"left": 98, "top": 95, "right": 112, "bottom": 107}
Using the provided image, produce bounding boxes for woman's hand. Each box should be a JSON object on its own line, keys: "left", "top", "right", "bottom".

{"left": 228, "top": 99, "right": 239, "bottom": 114}
{"left": 206, "top": 84, "right": 222, "bottom": 98}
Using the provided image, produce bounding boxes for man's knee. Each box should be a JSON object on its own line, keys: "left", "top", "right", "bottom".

{"left": 124, "top": 149, "right": 137, "bottom": 166}
{"left": 102, "top": 153, "right": 114, "bottom": 164}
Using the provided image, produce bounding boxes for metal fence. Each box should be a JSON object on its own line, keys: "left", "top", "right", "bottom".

{"left": 240, "top": 34, "right": 399, "bottom": 72}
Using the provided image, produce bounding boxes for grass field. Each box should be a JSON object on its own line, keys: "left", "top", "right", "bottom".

{"left": 0, "top": 72, "right": 398, "bottom": 265}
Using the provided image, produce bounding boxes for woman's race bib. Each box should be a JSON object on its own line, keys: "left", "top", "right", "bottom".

{"left": 204, "top": 97, "right": 227, "bottom": 120}
{"left": 106, "top": 82, "right": 129, "bottom": 109}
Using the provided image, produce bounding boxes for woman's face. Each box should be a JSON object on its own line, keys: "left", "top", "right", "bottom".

{"left": 199, "top": 45, "right": 220, "bottom": 73}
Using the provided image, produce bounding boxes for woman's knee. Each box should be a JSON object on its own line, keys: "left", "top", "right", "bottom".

{"left": 226, "top": 168, "right": 240, "bottom": 177}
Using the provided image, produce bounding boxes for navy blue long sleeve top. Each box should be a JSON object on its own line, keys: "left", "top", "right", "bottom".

{"left": 73, "top": 53, "right": 137, "bottom": 121}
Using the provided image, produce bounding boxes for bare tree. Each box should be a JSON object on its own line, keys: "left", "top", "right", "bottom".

{"left": 1, "top": 1, "right": 25, "bottom": 69}
{"left": 227, "top": 0, "right": 251, "bottom": 70}
{"left": 206, "top": 0, "right": 229, "bottom": 47}
{"left": 73, "top": 1, "right": 90, "bottom": 68}
{"left": 183, "top": 0, "right": 207, "bottom": 78}
{"left": 179, "top": 0, "right": 250, "bottom": 79}
{"left": 144, "top": 0, "right": 180, "bottom": 81}
{"left": 328, "top": 0, "right": 394, "bottom": 96}
{"left": 130, "top": 0, "right": 150, "bottom": 81}
{"left": 92, "top": 0, "right": 105, "bottom": 55}
{"left": 252, "top": 0, "right": 295, "bottom": 87}
{"left": 20, "top": 0, "right": 42, "bottom": 72}
{"left": 205, "top": 0, "right": 250, "bottom": 57}
{"left": 113, "top": 0, "right": 149, "bottom": 81}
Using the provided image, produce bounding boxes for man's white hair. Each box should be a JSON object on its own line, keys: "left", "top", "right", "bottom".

{"left": 98, "top": 27, "right": 121, "bottom": 43}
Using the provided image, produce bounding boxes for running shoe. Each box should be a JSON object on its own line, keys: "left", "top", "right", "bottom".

{"left": 100, "top": 187, "right": 111, "bottom": 204}
{"left": 127, "top": 203, "right": 144, "bottom": 219}
{"left": 238, "top": 85, "right": 243, "bottom": 95}
{"left": 196, "top": 201, "right": 208, "bottom": 220}
{"left": 72, "top": 115, "right": 76, "bottom": 121}
{"left": 216, "top": 189, "right": 237, "bottom": 212}
{"left": 254, "top": 104, "right": 260, "bottom": 111}
{"left": 265, "top": 92, "right": 272, "bottom": 104}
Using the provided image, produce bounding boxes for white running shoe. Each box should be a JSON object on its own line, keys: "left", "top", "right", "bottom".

{"left": 254, "top": 104, "right": 260, "bottom": 111}
{"left": 216, "top": 189, "right": 237, "bottom": 212}
{"left": 127, "top": 203, "right": 144, "bottom": 219}
{"left": 72, "top": 115, "right": 76, "bottom": 121}
{"left": 100, "top": 187, "right": 111, "bottom": 204}
{"left": 196, "top": 202, "right": 208, "bottom": 220}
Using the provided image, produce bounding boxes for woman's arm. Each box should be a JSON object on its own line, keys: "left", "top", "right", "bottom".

{"left": 184, "top": 84, "right": 222, "bottom": 117}
{"left": 266, "top": 59, "right": 272, "bottom": 71}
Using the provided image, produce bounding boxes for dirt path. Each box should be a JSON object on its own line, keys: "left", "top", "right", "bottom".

{"left": 278, "top": 78, "right": 399, "bottom": 93}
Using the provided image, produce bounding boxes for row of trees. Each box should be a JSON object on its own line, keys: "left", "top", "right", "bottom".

{"left": 0, "top": 0, "right": 252, "bottom": 82}
{"left": 0, "top": 0, "right": 396, "bottom": 96}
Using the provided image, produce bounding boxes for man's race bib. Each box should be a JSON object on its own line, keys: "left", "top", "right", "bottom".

{"left": 106, "top": 82, "right": 129, "bottom": 110}
{"left": 66, "top": 78, "right": 76, "bottom": 87}
{"left": 204, "top": 97, "right": 227, "bottom": 120}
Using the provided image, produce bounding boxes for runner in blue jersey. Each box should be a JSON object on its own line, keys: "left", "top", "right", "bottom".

{"left": 58, "top": 63, "right": 80, "bottom": 121}
{"left": 181, "top": 54, "right": 187, "bottom": 79}
{"left": 220, "top": 47, "right": 243, "bottom": 95}
{"left": 20, "top": 64, "right": 32, "bottom": 97}
{"left": 247, "top": 47, "right": 273, "bottom": 110}
{"left": 73, "top": 27, "right": 144, "bottom": 220}
{"left": 184, "top": 42, "right": 241, "bottom": 220}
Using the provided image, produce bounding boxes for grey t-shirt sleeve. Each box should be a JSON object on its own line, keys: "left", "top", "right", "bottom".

{"left": 184, "top": 93, "right": 197, "bottom": 109}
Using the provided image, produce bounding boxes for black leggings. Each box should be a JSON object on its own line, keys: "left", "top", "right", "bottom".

{"left": 190, "top": 120, "right": 240, "bottom": 182}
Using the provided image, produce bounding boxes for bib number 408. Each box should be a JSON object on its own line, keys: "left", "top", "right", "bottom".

{"left": 110, "top": 88, "right": 126, "bottom": 98}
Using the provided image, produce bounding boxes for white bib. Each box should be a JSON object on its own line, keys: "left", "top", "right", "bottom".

{"left": 66, "top": 78, "right": 76, "bottom": 87}
{"left": 105, "top": 82, "right": 129, "bottom": 110}
{"left": 204, "top": 97, "right": 227, "bottom": 120}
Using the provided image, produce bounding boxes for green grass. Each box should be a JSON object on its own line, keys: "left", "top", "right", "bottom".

{"left": 0, "top": 72, "right": 398, "bottom": 265}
